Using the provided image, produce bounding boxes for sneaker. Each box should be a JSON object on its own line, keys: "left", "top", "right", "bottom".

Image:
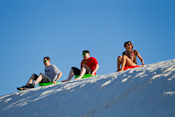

{"left": 26, "top": 84, "right": 34, "bottom": 88}
{"left": 17, "top": 86, "right": 28, "bottom": 91}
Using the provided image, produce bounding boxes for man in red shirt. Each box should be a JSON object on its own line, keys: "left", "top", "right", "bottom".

{"left": 62, "top": 50, "right": 99, "bottom": 82}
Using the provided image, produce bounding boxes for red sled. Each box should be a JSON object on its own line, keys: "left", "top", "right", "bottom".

{"left": 124, "top": 65, "right": 142, "bottom": 70}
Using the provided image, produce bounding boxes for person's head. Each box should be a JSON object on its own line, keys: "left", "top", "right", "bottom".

{"left": 43, "top": 57, "right": 51, "bottom": 66}
{"left": 82, "top": 50, "right": 90, "bottom": 60}
{"left": 124, "top": 41, "right": 133, "bottom": 50}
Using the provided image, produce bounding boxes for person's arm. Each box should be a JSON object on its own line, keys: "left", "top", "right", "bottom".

{"left": 137, "top": 53, "right": 145, "bottom": 65}
{"left": 53, "top": 72, "right": 62, "bottom": 84}
{"left": 92, "top": 64, "right": 99, "bottom": 76}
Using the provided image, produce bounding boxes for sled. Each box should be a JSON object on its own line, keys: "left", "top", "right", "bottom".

{"left": 38, "top": 82, "right": 61, "bottom": 86}
{"left": 74, "top": 74, "right": 98, "bottom": 79}
{"left": 124, "top": 65, "right": 142, "bottom": 70}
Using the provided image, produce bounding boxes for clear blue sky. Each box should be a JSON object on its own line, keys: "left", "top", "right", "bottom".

{"left": 0, "top": 0, "right": 175, "bottom": 96}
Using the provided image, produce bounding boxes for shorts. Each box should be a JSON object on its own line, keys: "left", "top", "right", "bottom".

{"left": 72, "top": 66, "right": 92, "bottom": 76}
{"left": 34, "top": 73, "right": 52, "bottom": 83}
{"left": 133, "top": 63, "right": 137, "bottom": 66}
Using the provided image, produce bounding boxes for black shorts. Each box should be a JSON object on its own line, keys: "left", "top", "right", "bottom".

{"left": 72, "top": 66, "right": 92, "bottom": 76}
{"left": 34, "top": 73, "right": 52, "bottom": 83}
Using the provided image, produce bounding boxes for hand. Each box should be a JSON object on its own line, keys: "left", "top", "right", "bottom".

{"left": 91, "top": 72, "right": 95, "bottom": 76}
{"left": 142, "top": 63, "right": 145, "bottom": 65}
{"left": 53, "top": 81, "right": 57, "bottom": 84}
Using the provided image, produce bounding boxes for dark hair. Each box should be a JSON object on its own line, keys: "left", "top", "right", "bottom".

{"left": 82, "top": 50, "right": 90, "bottom": 53}
{"left": 43, "top": 57, "right": 50, "bottom": 61}
{"left": 124, "top": 41, "right": 133, "bottom": 48}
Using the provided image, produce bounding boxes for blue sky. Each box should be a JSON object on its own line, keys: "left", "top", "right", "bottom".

{"left": 0, "top": 0, "right": 175, "bottom": 96}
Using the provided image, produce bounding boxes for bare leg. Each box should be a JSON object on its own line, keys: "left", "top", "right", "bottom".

{"left": 119, "top": 55, "right": 136, "bottom": 72}
{"left": 26, "top": 74, "right": 35, "bottom": 86}
{"left": 62, "top": 68, "right": 74, "bottom": 82}
{"left": 75, "top": 66, "right": 86, "bottom": 80}
{"left": 33, "top": 74, "right": 42, "bottom": 85}
{"left": 117, "top": 56, "right": 122, "bottom": 71}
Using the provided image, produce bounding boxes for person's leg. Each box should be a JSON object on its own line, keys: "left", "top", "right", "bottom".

{"left": 26, "top": 73, "right": 52, "bottom": 88}
{"left": 68, "top": 68, "right": 75, "bottom": 80}
{"left": 25, "top": 74, "right": 37, "bottom": 86}
{"left": 17, "top": 74, "right": 37, "bottom": 90}
{"left": 75, "top": 67, "right": 86, "bottom": 80}
{"left": 33, "top": 74, "right": 43, "bottom": 85}
{"left": 117, "top": 56, "right": 122, "bottom": 71}
{"left": 62, "top": 67, "right": 79, "bottom": 82}
{"left": 33, "top": 73, "right": 52, "bottom": 85}
{"left": 75, "top": 64, "right": 91, "bottom": 80}
{"left": 119, "top": 55, "right": 136, "bottom": 71}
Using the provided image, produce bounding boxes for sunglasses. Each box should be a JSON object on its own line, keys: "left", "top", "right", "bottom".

{"left": 82, "top": 52, "right": 87, "bottom": 56}
{"left": 43, "top": 60, "right": 49, "bottom": 63}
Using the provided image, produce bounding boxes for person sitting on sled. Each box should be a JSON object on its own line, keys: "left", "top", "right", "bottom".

{"left": 117, "top": 41, "right": 144, "bottom": 72}
{"left": 62, "top": 50, "right": 99, "bottom": 82}
{"left": 17, "top": 57, "right": 62, "bottom": 90}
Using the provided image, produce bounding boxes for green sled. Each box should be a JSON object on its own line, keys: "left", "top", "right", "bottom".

{"left": 39, "top": 82, "right": 61, "bottom": 86}
{"left": 74, "top": 74, "right": 98, "bottom": 79}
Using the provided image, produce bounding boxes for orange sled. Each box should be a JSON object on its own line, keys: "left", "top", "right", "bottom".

{"left": 124, "top": 65, "right": 142, "bottom": 70}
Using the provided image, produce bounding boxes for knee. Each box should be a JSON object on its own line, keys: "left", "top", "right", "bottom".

{"left": 123, "top": 55, "right": 127, "bottom": 59}
{"left": 118, "top": 56, "right": 122, "bottom": 61}
{"left": 71, "top": 67, "right": 74, "bottom": 72}
{"left": 39, "top": 73, "right": 43, "bottom": 78}
{"left": 32, "top": 74, "right": 36, "bottom": 78}
{"left": 81, "top": 64, "right": 86, "bottom": 67}
{"left": 71, "top": 67, "right": 76, "bottom": 74}
{"left": 31, "top": 74, "right": 37, "bottom": 80}
{"left": 81, "top": 64, "right": 88, "bottom": 69}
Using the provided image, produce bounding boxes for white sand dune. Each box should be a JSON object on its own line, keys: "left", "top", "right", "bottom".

{"left": 0, "top": 59, "right": 175, "bottom": 117}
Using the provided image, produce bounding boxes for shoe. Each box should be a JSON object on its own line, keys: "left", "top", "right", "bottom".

{"left": 17, "top": 85, "right": 28, "bottom": 91}
{"left": 26, "top": 84, "right": 34, "bottom": 88}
